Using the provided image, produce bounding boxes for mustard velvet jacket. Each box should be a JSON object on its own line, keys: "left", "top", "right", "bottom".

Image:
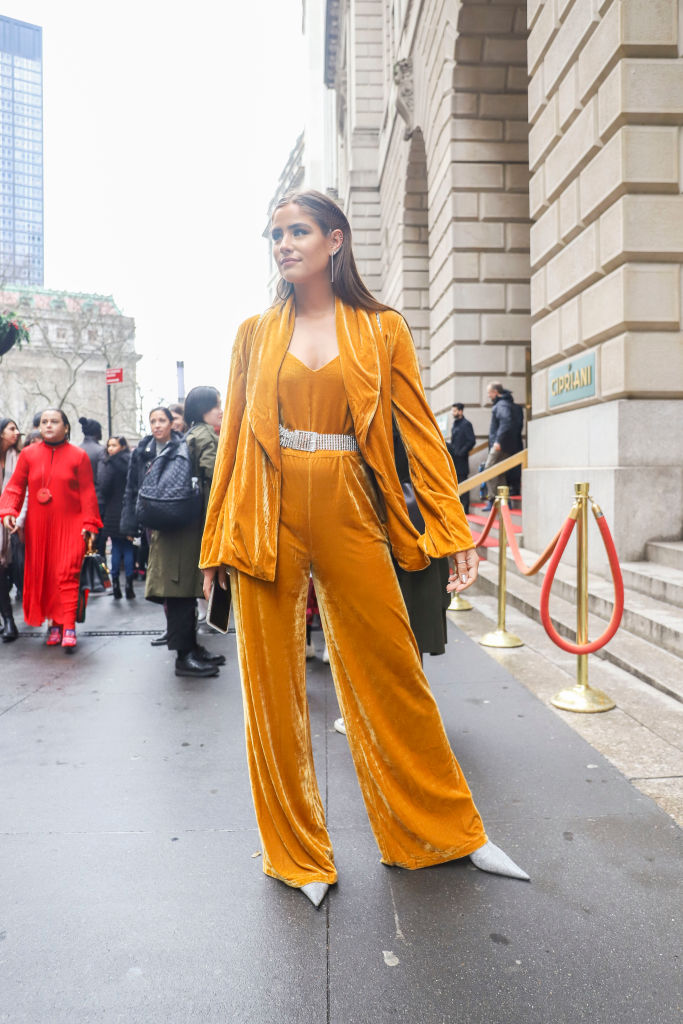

{"left": 199, "top": 296, "right": 474, "bottom": 581}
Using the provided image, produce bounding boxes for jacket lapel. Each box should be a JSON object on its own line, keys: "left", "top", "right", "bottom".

{"left": 246, "top": 298, "right": 294, "bottom": 470}
{"left": 337, "top": 299, "right": 381, "bottom": 447}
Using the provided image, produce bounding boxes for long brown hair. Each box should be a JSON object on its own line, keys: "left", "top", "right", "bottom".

{"left": 0, "top": 418, "right": 22, "bottom": 453}
{"left": 272, "top": 190, "right": 391, "bottom": 313}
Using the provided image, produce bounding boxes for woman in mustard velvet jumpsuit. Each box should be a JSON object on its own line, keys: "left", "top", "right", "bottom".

{"left": 201, "top": 190, "right": 528, "bottom": 907}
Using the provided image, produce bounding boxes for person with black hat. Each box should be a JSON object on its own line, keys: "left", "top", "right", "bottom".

{"left": 79, "top": 417, "right": 107, "bottom": 560}
{"left": 78, "top": 417, "right": 105, "bottom": 489}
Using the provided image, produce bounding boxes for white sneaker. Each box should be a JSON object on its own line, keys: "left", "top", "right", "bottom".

{"left": 305, "top": 640, "right": 315, "bottom": 659}
{"left": 322, "top": 644, "right": 330, "bottom": 664}
{"left": 333, "top": 717, "right": 346, "bottom": 735}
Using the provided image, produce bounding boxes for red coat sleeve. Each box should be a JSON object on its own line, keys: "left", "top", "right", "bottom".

{"left": 0, "top": 449, "right": 29, "bottom": 518}
{"left": 75, "top": 449, "right": 103, "bottom": 532}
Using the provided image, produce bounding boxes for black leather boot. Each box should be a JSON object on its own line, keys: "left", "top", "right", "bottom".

{"left": 112, "top": 578, "right": 122, "bottom": 600}
{"left": 194, "top": 644, "right": 226, "bottom": 666}
{"left": 2, "top": 613, "right": 18, "bottom": 642}
{"left": 125, "top": 577, "right": 135, "bottom": 599}
{"left": 0, "top": 576, "right": 17, "bottom": 642}
{"left": 175, "top": 650, "right": 219, "bottom": 678}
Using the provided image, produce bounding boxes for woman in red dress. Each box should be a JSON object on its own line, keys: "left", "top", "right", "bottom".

{"left": 0, "top": 408, "right": 102, "bottom": 649}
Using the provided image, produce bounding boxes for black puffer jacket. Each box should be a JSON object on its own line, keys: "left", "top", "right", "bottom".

{"left": 488, "top": 390, "right": 523, "bottom": 452}
{"left": 98, "top": 449, "right": 131, "bottom": 539}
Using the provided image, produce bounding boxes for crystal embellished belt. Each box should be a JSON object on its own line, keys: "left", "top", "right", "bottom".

{"left": 279, "top": 425, "right": 360, "bottom": 453}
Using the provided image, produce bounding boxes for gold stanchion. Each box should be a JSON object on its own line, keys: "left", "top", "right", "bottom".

{"left": 551, "top": 483, "right": 615, "bottom": 712}
{"left": 479, "top": 486, "right": 523, "bottom": 649}
{"left": 449, "top": 592, "right": 472, "bottom": 611}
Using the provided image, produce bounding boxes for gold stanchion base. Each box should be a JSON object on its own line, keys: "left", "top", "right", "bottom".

{"left": 479, "top": 628, "right": 524, "bottom": 649}
{"left": 551, "top": 684, "right": 616, "bottom": 713}
{"left": 449, "top": 593, "right": 472, "bottom": 611}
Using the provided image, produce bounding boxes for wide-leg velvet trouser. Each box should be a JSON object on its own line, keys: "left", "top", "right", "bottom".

{"left": 230, "top": 447, "right": 487, "bottom": 887}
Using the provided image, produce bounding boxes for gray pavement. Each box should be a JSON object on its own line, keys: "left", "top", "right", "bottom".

{"left": 0, "top": 591, "right": 680, "bottom": 1024}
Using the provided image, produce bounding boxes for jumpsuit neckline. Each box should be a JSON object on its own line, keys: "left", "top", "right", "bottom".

{"left": 285, "top": 351, "right": 340, "bottom": 374}
{"left": 279, "top": 348, "right": 353, "bottom": 435}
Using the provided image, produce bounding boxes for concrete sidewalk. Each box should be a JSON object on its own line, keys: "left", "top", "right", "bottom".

{"left": 0, "top": 593, "right": 680, "bottom": 1023}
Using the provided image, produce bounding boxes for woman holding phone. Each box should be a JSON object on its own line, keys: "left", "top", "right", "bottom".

{"left": 200, "top": 191, "right": 528, "bottom": 907}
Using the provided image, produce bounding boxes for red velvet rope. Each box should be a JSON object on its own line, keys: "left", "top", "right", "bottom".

{"left": 499, "top": 503, "right": 562, "bottom": 577}
{"left": 472, "top": 501, "right": 499, "bottom": 546}
{"left": 539, "top": 509, "right": 624, "bottom": 655}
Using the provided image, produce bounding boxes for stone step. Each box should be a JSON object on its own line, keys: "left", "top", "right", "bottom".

{"left": 646, "top": 539, "right": 683, "bottom": 572}
{"left": 475, "top": 558, "right": 683, "bottom": 704}
{"left": 486, "top": 541, "right": 683, "bottom": 613}
{"left": 619, "top": 559, "right": 683, "bottom": 606}
{"left": 482, "top": 544, "right": 683, "bottom": 660}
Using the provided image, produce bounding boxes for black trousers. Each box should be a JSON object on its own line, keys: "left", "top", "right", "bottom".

{"left": 0, "top": 568, "right": 13, "bottom": 621}
{"left": 453, "top": 456, "right": 471, "bottom": 514}
{"left": 94, "top": 528, "right": 107, "bottom": 559}
{"left": 165, "top": 597, "right": 197, "bottom": 653}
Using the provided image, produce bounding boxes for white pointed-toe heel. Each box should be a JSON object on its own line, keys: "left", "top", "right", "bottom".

{"left": 469, "top": 841, "right": 530, "bottom": 881}
{"left": 300, "top": 882, "right": 330, "bottom": 908}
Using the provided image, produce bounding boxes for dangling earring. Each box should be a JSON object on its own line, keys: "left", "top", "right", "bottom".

{"left": 331, "top": 249, "right": 338, "bottom": 284}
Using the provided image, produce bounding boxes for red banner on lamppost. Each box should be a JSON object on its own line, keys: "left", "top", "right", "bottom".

{"left": 105, "top": 367, "right": 123, "bottom": 385}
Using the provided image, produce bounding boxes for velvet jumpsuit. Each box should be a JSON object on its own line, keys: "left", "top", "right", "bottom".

{"left": 230, "top": 350, "right": 487, "bottom": 888}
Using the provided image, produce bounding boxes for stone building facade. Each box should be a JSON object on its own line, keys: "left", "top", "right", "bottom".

{"left": 300, "top": 0, "right": 683, "bottom": 568}
{"left": 0, "top": 287, "right": 139, "bottom": 439}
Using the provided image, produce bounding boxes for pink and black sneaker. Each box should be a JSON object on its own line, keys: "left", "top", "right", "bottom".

{"left": 61, "top": 628, "right": 77, "bottom": 650}
{"left": 46, "top": 625, "right": 62, "bottom": 646}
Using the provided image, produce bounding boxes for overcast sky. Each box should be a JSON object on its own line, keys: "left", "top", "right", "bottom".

{"left": 5, "top": 0, "right": 306, "bottom": 407}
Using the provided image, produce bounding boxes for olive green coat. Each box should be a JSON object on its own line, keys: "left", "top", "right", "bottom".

{"left": 145, "top": 422, "right": 218, "bottom": 601}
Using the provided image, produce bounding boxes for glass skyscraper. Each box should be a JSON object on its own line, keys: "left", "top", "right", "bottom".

{"left": 0, "top": 16, "right": 43, "bottom": 287}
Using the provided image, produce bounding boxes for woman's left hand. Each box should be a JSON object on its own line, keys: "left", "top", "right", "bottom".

{"left": 447, "top": 548, "right": 479, "bottom": 592}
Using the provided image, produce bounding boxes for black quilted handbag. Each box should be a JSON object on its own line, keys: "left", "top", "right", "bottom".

{"left": 135, "top": 440, "right": 202, "bottom": 531}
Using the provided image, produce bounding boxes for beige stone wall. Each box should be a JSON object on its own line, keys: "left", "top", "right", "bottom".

{"left": 528, "top": 0, "right": 683, "bottom": 415}
{"left": 337, "top": 0, "right": 385, "bottom": 296}
{"left": 524, "top": 0, "right": 683, "bottom": 563}
{"left": 321, "top": 0, "right": 682, "bottom": 562}
{"left": 332, "top": 0, "right": 531, "bottom": 441}
{"left": 418, "top": 0, "right": 530, "bottom": 438}
{"left": 379, "top": 130, "right": 431, "bottom": 384}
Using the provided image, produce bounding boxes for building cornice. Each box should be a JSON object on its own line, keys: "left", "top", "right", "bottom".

{"left": 0, "top": 286, "right": 125, "bottom": 316}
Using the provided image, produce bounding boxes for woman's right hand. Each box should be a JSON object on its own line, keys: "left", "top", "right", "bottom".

{"left": 202, "top": 565, "right": 229, "bottom": 601}
{"left": 2, "top": 515, "right": 17, "bottom": 534}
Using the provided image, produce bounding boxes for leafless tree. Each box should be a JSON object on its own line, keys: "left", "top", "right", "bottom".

{"left": 0, "top": 290, "right": 140, "bottom": 436}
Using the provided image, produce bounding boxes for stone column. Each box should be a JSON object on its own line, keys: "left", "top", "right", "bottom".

{"left": 424, "top": 0, "right": 530, "bottom": 440}
{"left": 525, "top": 0, "right": 683, "bottom": 568}
{"left": 341, "top": 0, "right": 385, "bottom": 295}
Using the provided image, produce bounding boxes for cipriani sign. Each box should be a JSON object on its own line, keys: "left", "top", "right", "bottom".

{"left": 548, "top": 352, "right": 596, "bottom": 408}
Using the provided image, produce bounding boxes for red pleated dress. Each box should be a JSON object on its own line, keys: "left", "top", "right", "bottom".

{"left": 0, "top": 441, "right": 102, "bottom": 628}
